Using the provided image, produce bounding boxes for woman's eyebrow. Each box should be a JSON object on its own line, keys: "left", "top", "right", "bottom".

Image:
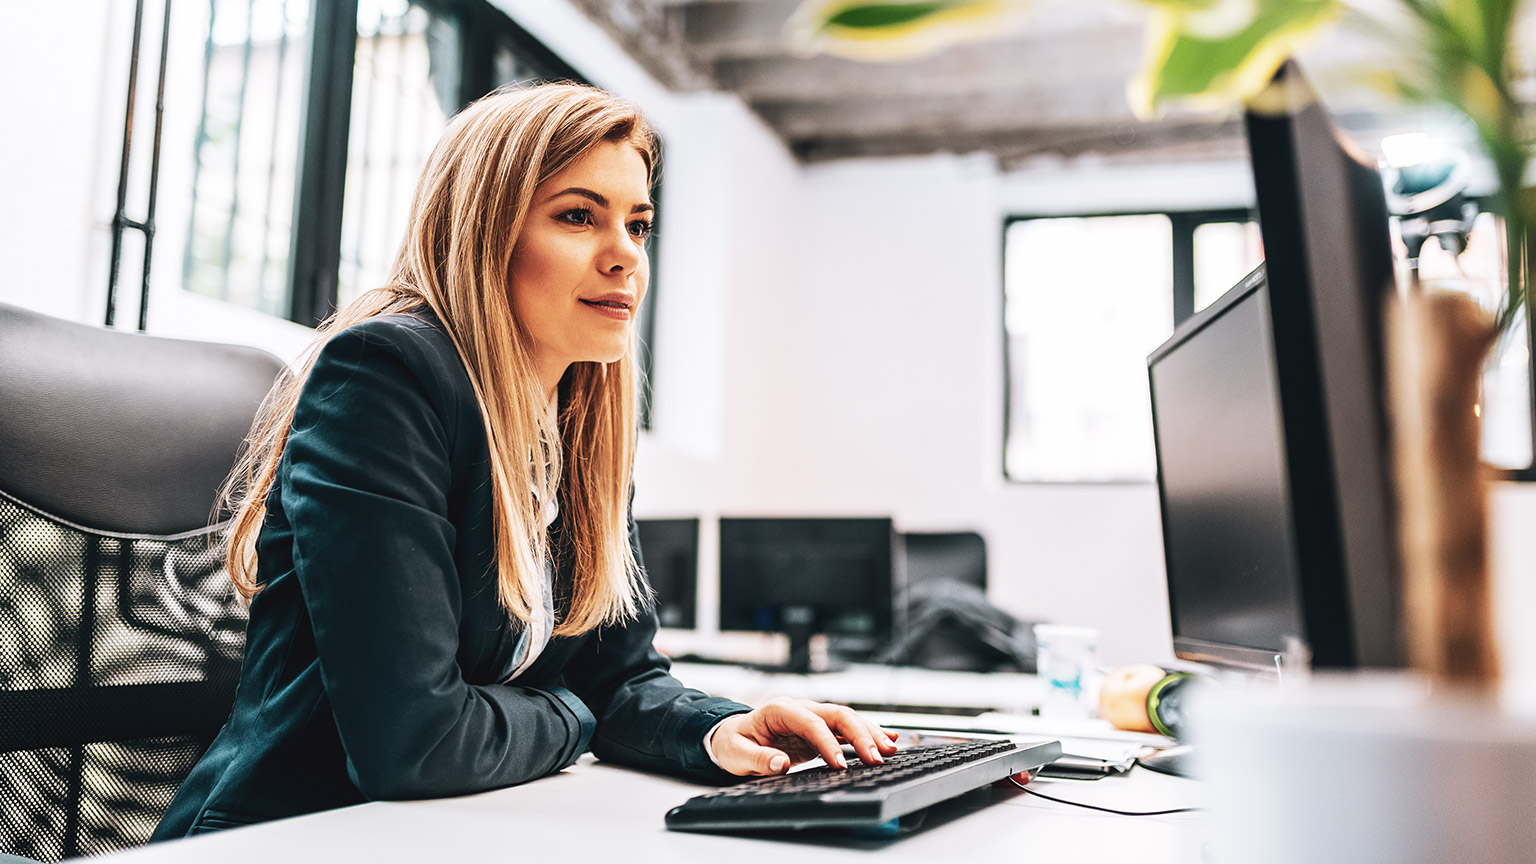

{"left": 547, "top": 186, "right": 654, "bottom": 213}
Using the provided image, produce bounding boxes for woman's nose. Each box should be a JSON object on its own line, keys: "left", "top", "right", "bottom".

{"left": 601, "top": 227, "right": 643, "bottom": 275}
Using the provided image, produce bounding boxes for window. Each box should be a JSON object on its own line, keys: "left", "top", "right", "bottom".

{"left": 1002, "top": 210, "right": 1261, "bottom": 483}
{"left": 336, "top": 2, "right": 460, "bottom": 308}
{"left": 1006, "top": 203, "right": 1536, "bottom": 482}
{"left": 181, "top": 0, "right": 310, "bottom": 317}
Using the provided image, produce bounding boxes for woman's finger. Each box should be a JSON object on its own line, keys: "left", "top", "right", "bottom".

{"left": 808, "top": 703, "right": 884, "bottom": 765}
{"left": 770, "top": 701, "right": 848, "bottom": 768}
{"left": 867, "top": 718, "right": 901, "bottom": 754}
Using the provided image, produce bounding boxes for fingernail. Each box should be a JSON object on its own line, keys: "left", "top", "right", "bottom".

{"left": 835, "top": 754, "right": 848, "bottom": 768}
{"left": 868, "top": 749, "right": 883, "bottom": 764}
{"left": 770, "top": 754, "right": 788, "bottom": 772}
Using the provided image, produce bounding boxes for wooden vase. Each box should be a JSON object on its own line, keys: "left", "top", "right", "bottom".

{"left": 1386, "top": 290, "right": 1500, "bottom": 691}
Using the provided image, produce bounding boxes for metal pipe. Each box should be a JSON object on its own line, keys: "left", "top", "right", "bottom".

{"left": 105, "top": 0, "right": 149, "bottom": 327}
{"left": 138, "top": 0, "right": 175, "bottom": 331}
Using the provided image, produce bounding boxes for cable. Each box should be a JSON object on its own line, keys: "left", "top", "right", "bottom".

{"left": 1008, "top": 776, "right": 1205, "bottom": 816}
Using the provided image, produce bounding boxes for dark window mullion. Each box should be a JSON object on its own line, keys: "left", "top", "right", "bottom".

{"left": 1170, "top": 213, "right": 1195, "bottom": 326}
{"left": 457, "top": 3, "right": 495, "bottom": 106}
{"left": 288, "top": 0, "right": 361, "bottom": 327}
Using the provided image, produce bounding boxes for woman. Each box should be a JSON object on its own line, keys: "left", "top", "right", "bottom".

{"left": 153, "top": 83, "right": 896, "bottom": 838}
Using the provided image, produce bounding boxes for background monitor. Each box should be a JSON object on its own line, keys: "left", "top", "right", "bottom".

{"left": 635, "top": 518, "right": 698, "bottom": 630}
{"left": 1148, "top": 61, "right": 1403, "bottom": 674}
{"left": 719, "top": 517, "right": 896, "bottom": 673}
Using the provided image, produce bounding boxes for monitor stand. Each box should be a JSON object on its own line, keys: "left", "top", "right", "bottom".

{"left": 744, "top": 605, "right": 845, "bottom": 675}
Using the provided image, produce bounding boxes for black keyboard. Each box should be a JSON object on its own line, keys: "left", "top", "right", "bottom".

{"left": 664, "top": 739, "right": 1062, "bottom": 833}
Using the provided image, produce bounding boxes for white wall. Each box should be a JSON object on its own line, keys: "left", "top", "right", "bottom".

{"left": 0, "top": 1, "right": 124, "bottom": 323}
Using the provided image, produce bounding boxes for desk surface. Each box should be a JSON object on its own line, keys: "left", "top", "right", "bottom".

{"left": 105, "top": 755, "right": 1208, "bottom": 863}
{"left": 104, "top": 665, "right": 1204, "bottom": 863}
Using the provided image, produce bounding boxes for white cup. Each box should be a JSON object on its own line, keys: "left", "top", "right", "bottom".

{"left": 1033, "top": 623, "right": 1100, "bottom": 718}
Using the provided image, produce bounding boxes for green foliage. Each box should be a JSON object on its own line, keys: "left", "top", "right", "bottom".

{"left": 825, "top": 2, "right": 950, "bottom": 29}
{"left": 1133, "top": 0, "right": 1341, "bottom": 115}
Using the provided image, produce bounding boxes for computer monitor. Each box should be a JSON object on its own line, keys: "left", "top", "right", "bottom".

{"left": 718, "top": 517, "right": 896, "bottom": 673}
{"left": 635, "top": 518, "right": 699, "bottom": 630}
{"left": 1147, "top": 61, "right": 1403, "bottom": 675}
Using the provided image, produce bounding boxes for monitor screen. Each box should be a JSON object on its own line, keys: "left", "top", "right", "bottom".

{"left": 718, "top": 517, "right": 895, "bottom": 649}
{"left": 635, "top": 518, "right": 698, "bottom": 630}
{"left": 1151, "top": 270, "right": 1306, "bottom": 664}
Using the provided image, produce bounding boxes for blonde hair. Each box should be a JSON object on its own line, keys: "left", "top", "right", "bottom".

{"left": 223, "top": 83, "right": 656, "bottom": 637}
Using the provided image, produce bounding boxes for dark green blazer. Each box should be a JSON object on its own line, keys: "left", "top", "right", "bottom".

{"left": 153, "top": 311, "right": 749, "bottom": 839}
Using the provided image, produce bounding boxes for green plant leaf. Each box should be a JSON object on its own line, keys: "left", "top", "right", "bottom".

{"left": 1129, "top": 0, "right": 1342, "bottom": 117}
{"left": 825, "top": 3, "right": 949, "bottom": 29}
{"left": 790, "top": 0, "right": 1032, "bottom": 61}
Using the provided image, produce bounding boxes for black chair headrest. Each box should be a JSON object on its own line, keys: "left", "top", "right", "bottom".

{"left": 0, "top": 302, "right": 287, "bottom": 536}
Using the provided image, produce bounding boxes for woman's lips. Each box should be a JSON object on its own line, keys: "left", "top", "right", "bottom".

{"left": 580, "top": 299, "right": 632, "bottom": 320}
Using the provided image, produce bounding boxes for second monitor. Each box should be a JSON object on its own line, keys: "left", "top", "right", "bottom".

{"left": 719, "top": 517, "right": 896, "bottom": 673}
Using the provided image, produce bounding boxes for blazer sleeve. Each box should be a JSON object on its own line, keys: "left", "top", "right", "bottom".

{"left": 281, "top": 321, "right": 595, "bottom": 801}
{"left": 558, "top": 514, "right": 752, "bottom": 784}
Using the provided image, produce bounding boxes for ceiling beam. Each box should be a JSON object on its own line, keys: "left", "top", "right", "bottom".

{"left": 715, "top": 24, "right": 1146, "bottom": 101}
{"left": 678, "top": 0, "right": 1142, "bottom": 62}
{"left": 752, "top": 83, "right": 1153, "bottom": 140}
{"left": 791, "top": 117, "right": 1248, "bottom": 163}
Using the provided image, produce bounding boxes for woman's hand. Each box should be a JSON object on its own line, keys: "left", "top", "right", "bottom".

{"left": 708, "top": 697, "right": 901, "bottom": 776}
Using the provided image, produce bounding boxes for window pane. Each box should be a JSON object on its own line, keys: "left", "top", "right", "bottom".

{"left": 1193, "top": 221, "right": 1263, "bottom": 312}
{"left": 336, "top": 1, "right": 458, "bottom": 307}
{"left": 181, "top": 0, "right": 309, "bottom": 317}
{"left": 1004, "top": 215, "right": 1174, "bottom": 483}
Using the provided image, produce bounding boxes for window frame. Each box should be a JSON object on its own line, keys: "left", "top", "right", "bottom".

{"left": 999, "top": 206, "right": 1253, "bottom": 486}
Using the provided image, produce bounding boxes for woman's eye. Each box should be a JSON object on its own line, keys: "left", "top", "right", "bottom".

{"left": 628, "top": 219, "right": 654, "bottom": 239}
{"left": 558, "top": 208, "right": 594, "bottom": 226}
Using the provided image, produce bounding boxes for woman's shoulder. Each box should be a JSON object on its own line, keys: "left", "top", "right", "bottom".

{"left": 340, "top": 309, "right": 454, "bottom": 356}
{"left": 322, "top": 310, "right": 460, "bottom": 373}
{"left": 309, "top": 308, "right": 474, "bottom": 411}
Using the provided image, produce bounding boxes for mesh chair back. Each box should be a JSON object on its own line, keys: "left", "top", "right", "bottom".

{"left": 0, "top": 303, "right": 284, "bottom": 860}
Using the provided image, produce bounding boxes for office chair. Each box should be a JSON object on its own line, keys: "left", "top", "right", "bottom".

{"left": 880, "top": 532, "right": 1039, "bottom": 672}
{"left": 0, "top": 303, "right": 284, "bottom": 860}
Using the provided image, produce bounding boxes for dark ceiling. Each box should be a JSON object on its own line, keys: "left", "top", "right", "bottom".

{"left": 564, "top": 0, "right": 1534, "bottom": 170}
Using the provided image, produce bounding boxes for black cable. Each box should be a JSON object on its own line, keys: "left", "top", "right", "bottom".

{"left": 1009, "top": 776, "right": 1205, "bottom": 816}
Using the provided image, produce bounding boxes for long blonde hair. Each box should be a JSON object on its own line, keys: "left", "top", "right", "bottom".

{"left": 223, "top": 83, "right": 655, "bottom": 637}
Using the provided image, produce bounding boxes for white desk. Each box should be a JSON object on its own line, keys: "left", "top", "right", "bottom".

{"left": 99, "top": 665, "right": 1206, "bottom": 864}
{"left": 102, "top": 756, "right": 1208, "bottom": 863}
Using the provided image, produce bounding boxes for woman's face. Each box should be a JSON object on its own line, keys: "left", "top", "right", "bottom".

{"left": 511, "top": 139, "right": 653, "bottom": 395}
